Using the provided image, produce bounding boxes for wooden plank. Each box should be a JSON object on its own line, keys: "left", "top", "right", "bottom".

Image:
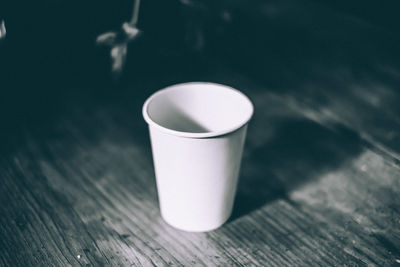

{"left": 1, "top": 0, "right": 400, "bottom": 265}
{"left": 0, "top": 94, "right": 399, "bottom": 266}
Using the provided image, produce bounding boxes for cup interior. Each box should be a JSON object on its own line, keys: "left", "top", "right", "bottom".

{"left": 143, "top": 83, "right": 254, "bottom": 138}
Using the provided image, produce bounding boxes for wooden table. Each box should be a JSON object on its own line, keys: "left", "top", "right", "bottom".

{"left": 1, "top": 1, "right": 400, "bottom": 266}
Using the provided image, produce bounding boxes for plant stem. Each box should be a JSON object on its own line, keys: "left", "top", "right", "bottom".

{"left": 130, "top": 0, "right": 141, "bottom": 26}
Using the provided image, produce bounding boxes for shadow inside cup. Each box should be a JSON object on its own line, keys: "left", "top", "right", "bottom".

{"left": 231, "top": 118, "right": 363, "bottom": 221}
{"left": 154, "top": 104, "right": 210, "bottom": 133}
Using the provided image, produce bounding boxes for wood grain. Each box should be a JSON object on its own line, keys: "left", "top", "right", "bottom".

{"left": 1, "top": 82, "right": 399, "bottom": 266}
{"left": 1, "top": 0, "right": 400, "bottom": 266}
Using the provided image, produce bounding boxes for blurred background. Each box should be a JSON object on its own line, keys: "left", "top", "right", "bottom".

{"left": 1, "top": 0, "right": 400, "bottom": 156}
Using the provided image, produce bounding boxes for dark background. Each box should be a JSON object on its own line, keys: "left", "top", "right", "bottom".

{"left": 1, "top": 0, "right": 399, "bottom": 102}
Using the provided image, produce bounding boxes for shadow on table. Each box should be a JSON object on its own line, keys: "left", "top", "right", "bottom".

{"left": 231, "top": 118, "right": 363, "bottom": 220}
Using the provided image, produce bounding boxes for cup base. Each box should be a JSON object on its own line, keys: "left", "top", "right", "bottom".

{"left": 160, "top": 210, "right": 232, "bottom": 232}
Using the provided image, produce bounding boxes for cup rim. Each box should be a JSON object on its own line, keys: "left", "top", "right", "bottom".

{"left": 142, "top": 82, "right": 254, "bottom": 138}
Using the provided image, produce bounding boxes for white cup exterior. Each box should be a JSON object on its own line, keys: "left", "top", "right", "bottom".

{"left": 143, "top": 82, "right": 253, "bottom": 232}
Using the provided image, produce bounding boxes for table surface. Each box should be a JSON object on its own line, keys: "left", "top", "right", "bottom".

{"left": 1, "top": 2, "right": 400, "bottom": 266}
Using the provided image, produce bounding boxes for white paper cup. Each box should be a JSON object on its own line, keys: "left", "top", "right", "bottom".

{"left": 143, "top": 82, "right": 254, "bottom": 232}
